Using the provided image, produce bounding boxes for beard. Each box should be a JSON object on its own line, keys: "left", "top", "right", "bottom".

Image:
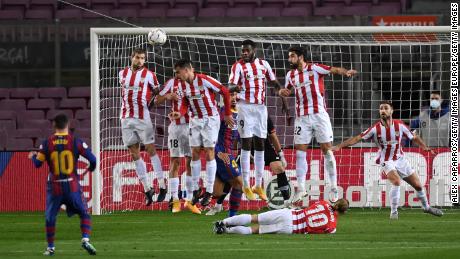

{"left": 289, "top": 62, "right": 298, "bottom": 69}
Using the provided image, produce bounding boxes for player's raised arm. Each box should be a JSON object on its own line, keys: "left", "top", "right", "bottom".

{"left": 329, "top": 66, "right": 357, "bottom": 78}
{"left": 155, "top": 79, "right": 178, "bottom": 105}
{"left": 331, "top": 134, "right": 363, "bottom": 152}
{"left": 228, "top": 61, "right": 243, "bottom": 93}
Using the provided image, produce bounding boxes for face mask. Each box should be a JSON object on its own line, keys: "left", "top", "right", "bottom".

{"left": 430, "top": 100, "right": 441, "bottom": 109}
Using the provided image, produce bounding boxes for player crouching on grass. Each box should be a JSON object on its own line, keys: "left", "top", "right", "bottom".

{"left": 331, "top": 101, "right": 443, "bottom": 219}
{"left": 214, "top": 198, "right": 349, "bottom": 235}
{"left": 29, "top": 114, "right": 97, "bottom": 256}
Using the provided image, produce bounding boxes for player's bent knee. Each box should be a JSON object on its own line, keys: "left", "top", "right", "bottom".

{"left": 295, "top": 144, "right": 308, "bottom": 152}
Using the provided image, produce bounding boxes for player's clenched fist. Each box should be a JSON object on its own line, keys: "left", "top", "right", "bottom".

{"left": 279, "top": 88, "right": 291, "bottom": 97}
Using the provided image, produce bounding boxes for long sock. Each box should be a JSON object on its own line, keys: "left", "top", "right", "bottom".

{"left": 254, "top": 151, "right": 265, "bottom": 187}
{"left": 80, "top": 213, "right": 92, "bottom": 239}
{"left": 185, "top": 175, "right": 193, "bottom": 201}
{"left": 324, "top": 150, "right": 337, "bottom": 188}
{"left": 229, "top": 188, "right": 242, "bottom": 217}
{"left": 191, "top": 160, "right": 201, "bottom": 191}
{"left": 416, "top": 189, "right": 430, "bottom": 210}
{"left": 45, "top": 219, "right": 56, "bottom": 248}
{"left": 296, "top": 150, "right": 307, "bottom": 192}
{"left": 227, "top": 226, "right": 252, "bottom": 235}
{"left": 205, "top": 160, "right": 217, "bottom": 192}
{"left": 390, "top": 185, "right": 401, "bottom": 213}
{"left": 135, "top": 158, "right": 151, "bottom": 192}
{"left": 241, "top": 149, "right": 251, "bottom": 187}
{"left": 151, "top": 154, "right": 165, "bottom": 189}
{"left": 276, "top": 172, "right": 290, "bottom": 201}
{"left": 170, "top": 177, "right": 179, "bottom": 200}
{"left": 223, "top": 214, "right": 252, "bottom": 226}
{"left": 217, "top": 183, "right": 232, "bottom": 204}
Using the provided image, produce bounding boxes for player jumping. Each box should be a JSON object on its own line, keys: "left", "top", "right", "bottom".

{"left": 331, "top": 101, "right": 443, "bottom": 219}
{"left": 29, "top": 114, "right": 97, "bottom": 256}
{"left": 119, "top": 48, "right": 166, "bottom": 206}
{"left": 279, "top": 46, "right": 357, "bottom": 203}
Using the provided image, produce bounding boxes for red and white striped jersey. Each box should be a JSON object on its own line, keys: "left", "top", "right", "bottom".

{"left": 119, "top": 66, "right": 159, "bottom": 120}
{"left": 285, "top": 63, "right": 331, "bottom": 116}
{"left": 158, "top": 78, "right": 190, "bottom": 125}
{"left": 228, "top": 58, "right": 276, "bottom": 105}
{"left": 360, "top": 119, "right": 414, "bottom": 164}
{"left": 291, "top": 200, "right": 337, "bottom": 234}
{"left": 179, "top": 73, "right": 231, "bottom": 118}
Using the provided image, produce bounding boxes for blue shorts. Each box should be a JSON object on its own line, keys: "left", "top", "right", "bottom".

{"left": 45, "top": 186, "right": 89, "bottom": 222}
{"left": 216, "top": 154, "right": 241, "bottom": 183}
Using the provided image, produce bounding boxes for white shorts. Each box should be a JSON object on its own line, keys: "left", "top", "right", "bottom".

{"left": 237, "top": 101, "right": 267, "bottom": 139}
{"left": 381, "top": 157, "right": 415, "bottom": 179}
{"left": 294, "top": 112, "right": 333, "bottom": 145}
{"left": 258, "top": 208, "right": 293, "bottom": 234}
{"left": 189, "top": 115, "right": 220, "bottom": 148}
{"left": 168, "top": 123, "right": 191, "bottom": 157}
{"left": 121, "top": 118, "right": 155, "bottom": 147}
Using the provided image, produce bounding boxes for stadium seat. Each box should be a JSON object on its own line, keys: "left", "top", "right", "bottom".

{"left": 27, "top": 98, "right": 56, "bottom": 110}
{"left": 369, "top": 2, "right": 400, "bottom": 14}
{"left": 290, "top": 0, "right": 318, "bottom": 8}
{"left": 198, "top": 7, "right": 226, "bottom": 18}
{"left": 341, "top": 4, "right": 371, "bottom": 15}
{"left": 166, "top": 7, "right": 197, "bottom": 18}
{"left": 46, "top": 109, "right": 74, "bottom": 120}
{"left": 0, "top": 10, "right": 24, "bottom": 20}
{"left": 146, "top": 0, "right": 174, "bottom": 8}
{"left": 75, "top": 109, "right": 91, "bottom": 120}
{"left": 38, "top": 87, "right": 67, "bottom": 98}
{"left": 101, "top": 98, "right": 120, "bottom": 110}
{"left": 2, "top": 0, "right": 30, "bottom": 9}
{"left": 262, "top": 0, "right": 289, "bottom": 8}
{"left": 0, "top": 89, "right": 9, "bottom": 99}
{"left": 0, "top": 111, "right": 16, "bottom": 120}
{"left": 80, "top": 119, "right": 91, "bottom": 128}
{"left": 138, "top": 8, "right": 167, "bottom": 18}
{"left": 314, "top": 3, "right": 344, "bottom": 16}
{"left": 60, "top": 0, "right": 91, "bottom": 9}
{"left": 100, "top": 88, "right": 120, "bottom": 98}
{"left": 56, "top": 9, "right": 83, "bottom": 20}
{"left": 0, "top": 120, "right": 16, "bottom": 131}
{"left": 110, "top": 8, "right": 138, "bottom": 19}
{"left": 226, "top": 7, "right": 254, "bottom": 17}
{"left": 281, "top": 7, "right": 311, "bottom": 17}
{"left": 25, "top": 8, "right": 53, "bottom": 20}
{"left": 92, "top": 0, "right": 118, "bottom": 9}
{"left": 6, "top": 138, "right": 33, "bottom": 151}
{"left": 13, "top": 128, "right": 44, "bottom": 139}
{"left": 0, "top": 131, "right": 6, "bottom": 150}
{"left": 74, "top": 128, "right": 92, "bottom": 138}
{"left": 21, "top": 119, "right": 51, "bottom": 130}
{"left": 233, "top": 0, "right": 260, "bottom": 8}
{"left": 30, "top": 0, "right": 58, "bottom": 10}
{"left": 16, "top": 110, "right": 45, "bottom": 127}
{"left": 9, "top": 88, "right": 38, "bottom": 99}
{"left": 69, "top": 119, "right": 81, "bottom": 129}
{"left": 206, "top": 0, "right": 233, "bottom": 8}
{"left": 59, "top": 98, "right": 87, "bottom": 109}
{"left": 118, "top": 0, "right": 147, "bottom": 8}
{"left": 0, "top": 99, "right": 26, "bottom": 111}
{"left": 254, "top": 7, "right": 281, "bottom": 17}
{"left": 82, "top": 7, "right": 111, "bottom": 18}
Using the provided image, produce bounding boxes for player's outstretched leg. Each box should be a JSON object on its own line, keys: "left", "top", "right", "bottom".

{"left": 404, "top": 173, "right": 444, "bottom": 217}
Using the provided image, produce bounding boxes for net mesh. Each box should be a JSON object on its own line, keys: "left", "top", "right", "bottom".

{"left": 96, "top": 31, "right": 451, "bottom": 214}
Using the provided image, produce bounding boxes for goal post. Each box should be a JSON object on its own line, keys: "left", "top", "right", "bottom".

{"left": 91, "top": 26, "right": 451, "bottom": 215}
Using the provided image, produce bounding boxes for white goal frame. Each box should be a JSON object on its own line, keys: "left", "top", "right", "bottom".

{"left": 90, "top": 26, "right": 451, "bottom": 215}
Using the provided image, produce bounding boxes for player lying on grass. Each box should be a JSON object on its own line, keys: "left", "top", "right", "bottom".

{"left": 29, "top": 114, "right": 97, "bottom": 256}
{"left": 331, "top": 100, "right": 443, "bottom": 219}
{"left": 214, "top": 199, "right": 349, "bottom": 235}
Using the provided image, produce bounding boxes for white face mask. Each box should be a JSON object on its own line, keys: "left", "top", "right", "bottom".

{"left": 430, "top": 99, "right": 441, "bottom": 109}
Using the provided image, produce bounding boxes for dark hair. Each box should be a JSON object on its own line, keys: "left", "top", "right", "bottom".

{"left": 131, "top": 48, "right": 146, "bottom": 57}
{"left": 431, "top": 91, "right": 442, "bottom": 97}
{"left": 174, "top": 59, "right": 193, "bottom": 69}
{"left": 241, "top": 39, "right": 256, "bottom": 48}
{"left": 53, "top": 114, "right": 69, "bottom": 130}
{"left": 379, "top": 100, "right": 393, "bottom": 108}
{"left": 288, "top": 46, "right": 304, "bottom": 58}
{"left": 334, "top": 198, "right": 349, "bottom": 214}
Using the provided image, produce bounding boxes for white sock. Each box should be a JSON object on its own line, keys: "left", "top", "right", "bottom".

{"left": 324, "top": 150, "right": 337, "bottom": 188}
{"left": 205, "top": 160, "right": 217, "bottom": 192}
{"left": 296, "top": 150, "right": 307, "bottom": 192}
{"left": 151, "top": 155, "right": 165, "bottom": 189}
{"left": 416, "top": 189, "right": 430, "bottom": 210}
{"left": 134, "top": 158, "right": 151, "bottom": 192}
{"left": 191, "top": 160, "right": 201, "bottom": 191}
{"left": 390, "top": 185, "right": 400, "bottom": 213}
{"left": 223, "top": 214, "right": 252, "bottom": 226}
{"left": 254, "top": 150, "right": 265, "bottom": 188}
{"left": 170, "top": 177, "right": 179, "bottom": 200}
{"left": 227, "top": 226, "right": 252, "bottom": 235}
{"left": 241, "top": 149, "right": 251, "bottom": 188}
{"left": 185, "top": 175, "right": 193, "bottom": 201}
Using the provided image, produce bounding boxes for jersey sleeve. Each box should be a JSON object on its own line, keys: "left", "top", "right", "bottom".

{"left": 399, "top": 121, "right": 415, "bottom": 140}
{"left": 148, "top": 71, "right": 160, "bottom": 90}
{"left": 76, "top": 138, "right": 97, "bottom": 172}
{"left": 284, "top": 71, "right": 293, "bottom": 89}
{"left": 32, "top": 140, "right": 47, "bottom": 168}
{"left": 229, "top": 62, "right": 242, "bottom": 85}
{"left": 159, "top": 78, "right": 174, "bottom": 96}
{"left": 360, "top": 124, "right": 376, "bottom": 140}
{"left": 263, "top": 60, "right": 277, "bottom": 81}
{"left": 312, "top": 63, "right": 331, "bottom": 76}
{"left": 202, "top": 75, "right": 231, "bottom": 116}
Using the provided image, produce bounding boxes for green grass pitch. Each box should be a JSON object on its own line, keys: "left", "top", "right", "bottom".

{"left": 1, "top": 209, "right": 459, "bottom": 259}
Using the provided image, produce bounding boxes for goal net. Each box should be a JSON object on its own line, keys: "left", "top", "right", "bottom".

{"left": 91, "top": 27, "right": 451, "bottom": 215}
